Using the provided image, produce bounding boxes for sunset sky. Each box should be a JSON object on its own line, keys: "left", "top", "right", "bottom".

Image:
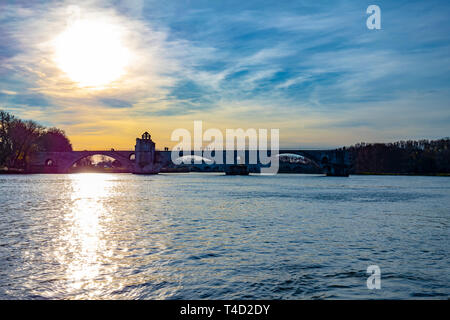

{"left": 1, "top": 0, "right": 449, "bottom": 150}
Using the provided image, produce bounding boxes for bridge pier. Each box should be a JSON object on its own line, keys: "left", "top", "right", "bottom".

{"left": 324, "top": 165, "right": 350, "bottom": 177}
{"left": 320, "top": 149, "right": 350, "bottom": 177}
{"left": 133, "top": 132, "right": 160, "bottom": 174}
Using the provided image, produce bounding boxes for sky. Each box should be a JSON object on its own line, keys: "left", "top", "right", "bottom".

{"left": 0, "top": 0, "right": 449, "bottom": 150}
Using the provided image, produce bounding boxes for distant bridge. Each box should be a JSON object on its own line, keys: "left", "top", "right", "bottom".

{"left": 27, "top": 148, "right": 350, "bottom": 176}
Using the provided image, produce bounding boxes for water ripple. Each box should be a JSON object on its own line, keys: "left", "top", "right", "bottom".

{"left": 0, "top": 173, "right": 448, "bottom": 299}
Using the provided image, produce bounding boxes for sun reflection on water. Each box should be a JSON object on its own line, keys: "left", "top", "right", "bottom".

{"left": 58, "top": 173, "right": 115, "bottom": 298}
{"left": 48, "top": 173, "right": 180, "bottom": 299}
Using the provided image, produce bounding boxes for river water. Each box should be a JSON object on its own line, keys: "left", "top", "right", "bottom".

{"left": 0, "top": 173, "right": 448, "bottom": 299}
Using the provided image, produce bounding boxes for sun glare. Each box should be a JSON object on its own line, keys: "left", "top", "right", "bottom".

{"left": 54, "top": 19, "right": 131, "bottom": 88}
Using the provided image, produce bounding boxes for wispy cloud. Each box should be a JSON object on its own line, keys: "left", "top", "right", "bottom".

{"left": 0, "top": 0, "right": 449, "bottom": 149}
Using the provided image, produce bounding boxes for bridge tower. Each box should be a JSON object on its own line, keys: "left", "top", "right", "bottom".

{"left": 134, "top": 132, "right": 160, "bottom": 174}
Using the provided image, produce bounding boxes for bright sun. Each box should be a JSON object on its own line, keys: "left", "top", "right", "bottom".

{"left": 54, "top": 19, "right": 131, "bottom": 88}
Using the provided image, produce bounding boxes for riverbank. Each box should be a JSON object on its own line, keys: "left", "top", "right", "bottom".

{"left": 0, "top": 168, "right": 25, "bottom": 174}
{"left": 354, "top": 172, "right": 450, "bottom": 176}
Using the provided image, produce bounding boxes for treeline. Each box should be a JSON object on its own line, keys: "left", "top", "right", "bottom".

{"left": 0, "top": 110, "right": 72, "bottom": 170}
{"left": 347, "top": 139, "right": 450, "bottom": 174}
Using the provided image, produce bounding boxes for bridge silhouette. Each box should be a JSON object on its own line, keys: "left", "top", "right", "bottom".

{"left": 27, "top": 131, "right": 350, "bottom": 175}
{"left": 28, "top": 148, "right": 350, "bottom": 176}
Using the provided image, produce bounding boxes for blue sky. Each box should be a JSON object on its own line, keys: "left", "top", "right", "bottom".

{"left": 0, "top": 0, "right": 449, "bottom": 149}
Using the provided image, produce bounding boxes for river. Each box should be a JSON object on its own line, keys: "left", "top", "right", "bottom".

{"left": 0, "top": 173, "right": 448, "bottom": 299}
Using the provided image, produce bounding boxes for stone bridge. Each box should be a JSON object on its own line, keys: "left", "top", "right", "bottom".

{"left": 28, "top": 148, "right": 350, "bottom": 176}
{"left": 279, "top": 149, "right": 350, "bottom": 176}
{"left": 27, "top": 132, "right": 350, "bottom": 175}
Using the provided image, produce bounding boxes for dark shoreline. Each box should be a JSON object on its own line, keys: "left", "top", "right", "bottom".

{"left": 353, "top": 172, "right": 450, "bottom": 176}
{"left": 0, "top": 168, "right": 24, "bottom": 174}
{"left": 1, "top": 169, "right": 449, "bottom": 176}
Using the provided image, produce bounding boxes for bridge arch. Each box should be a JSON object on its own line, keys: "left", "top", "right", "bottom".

{"left": 62, "top": 151, "right": 135, "bottom": 173}
{"left": 45, "top": 159, "right": 55, "bottom": 167}
{"left": 274, "top": 152, "right": 323, "bottom": 169}
{"left": 174, "top": 155, "right": 214, "bottom": 165}
{"left": 273, "top": 149, "right": 350, "bottom": 176}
